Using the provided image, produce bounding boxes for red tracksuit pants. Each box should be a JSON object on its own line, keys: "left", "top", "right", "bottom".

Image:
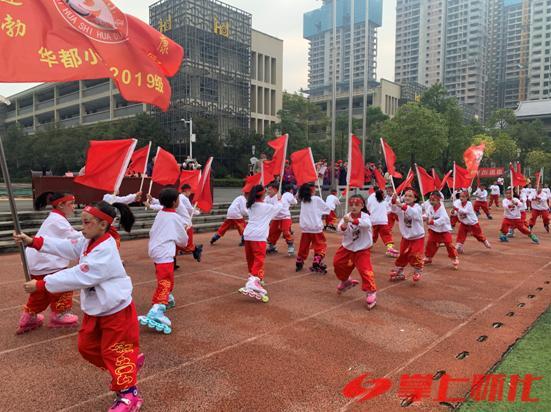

{"left": 25, "top": 273, "right": 73, "bottom": 314}
{"left": 245, "top": 240, "right": 266, "bottom": 279}
{"left": 217, "top": 218, "right": 246, "bottom": 237}
{"left": 387, "top": 212, "right": 397, "bottom": 230}
{"left": 456, "top": 223, "right": 486, "bottom": 244}
{"left": 372, "top": 224, "right": 393, "bottom": 246}
{"left": 151, "top": 262, "right": 174, "bottom": 305}
{"left": 395, "top": 238, "right": 425, "bottom": 270}
{"left": 325, "top": 211, "right": 337, "bottom": 226}
{"left": 78, "top": 302, "right": 140, "bottom": 391}
{"left": 268, "top": 219, "right": 293, "bottom": 245}
{"left": 297, "top": 233, "right": 327, "bottom": 262}
{"left": 333, "top": 247, "right": 376, "bottom": 292}
{"left": 529, "top": 210, "right": 550, "bottom": 227}
{"left": 501, "top": 218, "right": 531, "bottom": 235}
{"left": 489, "top": 195, "right": 500, "bottom": 208}
{"left": 474, "top": 201, "right": 491, "bottom": 217}
{"left": 425, "top": 230, "right": 458, "bottom": 259}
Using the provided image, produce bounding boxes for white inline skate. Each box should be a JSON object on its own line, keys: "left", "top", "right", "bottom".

{"left": 238, "top": 275, "right": 269, "bottom": 303}
{"left": 138, "top": 304, "right": 172, "bottom": 334}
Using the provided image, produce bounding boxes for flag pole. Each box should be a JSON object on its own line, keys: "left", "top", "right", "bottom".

{"left": 452, "top": 162, "right": 456, "bottom": 197}
{"left": 345, "top": 134, "right": 352, "bottom": 215}
{"left": 146, "top": 147, "right": 160, "bottom": 210}
{"left": 139, "top": 141, "right": 152, "bottom": 193}
{"left": 278, "top": 134, "right": 289, "bottom": 195}
{"left": 0, "top": 135, "right": 30, "bottom": 281}
{"left": 380, "top": 138, "right": 396, "bottom": 194}
{"left": 414, "top": 163, "right": 425, "bottom": 203}
{"left": 541, "top": 167, "right": 544, "bottom": 190}
{"left": 113, "top": 138, "right": 137, "bottom": 196}
{"left": 509, "top": 163, "right": 513, "bottom": 191}
{"left": 308, "top": 148, "right": 323, "bottom": 197}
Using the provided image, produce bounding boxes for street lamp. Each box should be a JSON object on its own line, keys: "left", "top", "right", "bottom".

{"left": 180, "top": 118, "right": 196, "bottom": 160}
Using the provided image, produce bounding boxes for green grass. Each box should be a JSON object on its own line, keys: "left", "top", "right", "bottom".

{"left": 460, "top": 307, "right": 550, "bottom": 411}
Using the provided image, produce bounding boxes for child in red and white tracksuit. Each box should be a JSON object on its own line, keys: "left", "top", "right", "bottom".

{"left": 19, "top": 201, "right": 143, "bottom": 411}
{"left": 267, "top": 184, "right": 297, "bottom": 256}
{"left": 296, "top": 183, "right": 331, "bottom": 273}
{"left": 489, "top": 183, "right": 501, "bottom": 208}
{"left": 240, "top": 185, "right": 282, "bottom": 302}
{"left": 211, "top": 193, "right": 248, "bottom": 246}
{"left": 452, "top": 190, "right": 492, "bottom": 253}
{"left": 333, "top": 195, "right": 378, "bottom": 309}
{"left": 528, "top": 188, "right": 550, "bottom": 232}
{"left": 141, "top": 188, "right": 188, "bottom": 334}
{"left": 324, "top": 189, "right": 340, "bottom": 230}
{"left": 499, "top": 189, "right": 539, "bottom": 244}
{"left": 17, "top": 192, "right": 83, "bottom": 334}
{"left": 384, "top": 186, "right": 398, "bottom": 230}
{"left": 473, "top": 185, "right": 492, "bottom": 219}
{"left": 424, "top": 191, "right": 459, "bottom": 270}
{"left": 389, "top": 188, "right": 425, "bottom": 282}
{"left": 367, "top": 189, "right": 398, "bottom": 257}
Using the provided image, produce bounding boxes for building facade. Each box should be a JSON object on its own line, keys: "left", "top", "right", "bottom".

{"left": 527, "top": 0, "right": 551, "bottom": 100}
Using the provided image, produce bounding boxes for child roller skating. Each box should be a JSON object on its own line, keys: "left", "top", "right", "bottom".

{"left": 140, "top": 188, "right": 188, "bottom": 334}
{"left": 390, "top": 188, "right": 425, "bottom": 282}
{"left": 367, "top": 187, "right": 399, "bottom": 258}
{"left": 424, "top": 191, "right": 459, "bottom": 270}
{"left": 324, "top": 189, "right": 341, "bottom": 231}
{"left": 296, "top": 183, "right": 331, "bottom": 274}
{"left": 239, "top": 185, "right": 282, "bottom": 303}
{"left": 499, "top": 188, "right": 539, "bottom": 245}
{"left": 333, "top": 195, "right": 378, "bottom": 309}
{"left": 266, "top": 184, "right": 297, "bottom": 256}
{"left": 16, "top": 201, "right": 144, "bottom": 411}
{"left": 211, "top": 192, "right": 248, "bottom": 246}
{"left": 454, "top": 190, "right": 491, "bottom": 254}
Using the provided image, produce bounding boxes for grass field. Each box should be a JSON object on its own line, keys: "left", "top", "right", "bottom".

{"left": 460, "top": 307, "right": 550, "bottom": 411}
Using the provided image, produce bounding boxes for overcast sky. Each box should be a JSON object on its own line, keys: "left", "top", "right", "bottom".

{"left": 0, "top": 0, "right": 396, "bottom": 98}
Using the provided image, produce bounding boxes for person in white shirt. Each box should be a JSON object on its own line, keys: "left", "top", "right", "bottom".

{"left": 384, "top": 186, "right": 398, "bottom": 230}
{"left": 472, "top": 185, "right": 492, "bottom": 219}
{"left": 17, "top": 201, "right": 144, "bottom": 411}
{"left": 528, "top": 187, "right": 550, "bottom": 232}
{"left": 454, "top": 190, "right": 491, "bottom": 254}
{"left": 324, "top": 189, "right": 341, "bottom": 231}
{"left": 239, "top": 185, "right": 282, "bottom": 303}
{"left": 211, "top": 192, "right": 248, "bottom": 246}
{"left": 102, "top": 192, "right": 142, "bottom": 205}
{"left": 140, "top": 188, "right": 189, "bottom": 335}
{"left": 267, "top": 184, "right": 298, "bottom": 256}
{"left": 367, "top": 189, "right": 399, "bottom": 257}
{"left": 424, "top": 191, "right": 459, "bottom": 270}
{"left": 296, "top": 183, "right": 331, "bottom": 273}
{"left": 499, "top": 189, "right": 539, "bottom": 244}
{"left": 389, "top": 188, "right": 425, "bottom": 282}
{"left": 17, "top": 192, "right": 84, "bottom": 334}
{"left": 489, "top": 182, "right": 501, "bottom": 209}
{"left": 333, "top": 195, "right": 378, "bottom": 309}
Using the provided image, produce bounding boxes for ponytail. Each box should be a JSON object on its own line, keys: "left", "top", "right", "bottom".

{"left": 246, "top": 185, "right": 265, "bottom": 209}
{"left": 375, "top": 189, "right": 384, "bottom": 203}
{"left": 34, "top": 192, "right": 73, "bottom": 211}
{"left": 298, "top": 183, "right": 313, "bottom": 203}
{"left": 90, "top": 201, "right": 135, "bottom": 233}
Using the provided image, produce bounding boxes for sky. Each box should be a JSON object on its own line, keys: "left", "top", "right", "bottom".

{"left": 0, "top": 0, "right": 396, "bottom": 98}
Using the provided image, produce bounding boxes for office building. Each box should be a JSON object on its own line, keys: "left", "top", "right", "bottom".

{"left": 527, "top": 0, "right": 551, "bottom": 100}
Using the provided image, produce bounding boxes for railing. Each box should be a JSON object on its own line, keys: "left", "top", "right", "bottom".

{"left": 114, "top": 104, "right": 144, "bottom": 118}
{"left": 60, "top": 117, "right": 81, "bottom": 127}
{"left": 36, "top": 99, "right": 55, "bottom": 111}
{"left": 83, "top": 110, "right": 110, "bottom": 123}
{"left": 82, "top": 82, "right": 110, "bottom": 97}
{"left": 57, "top": 91, "right": 79, "bottom": 105}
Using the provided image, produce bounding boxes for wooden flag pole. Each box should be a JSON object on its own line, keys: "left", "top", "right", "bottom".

{"left": 146, "top": 147, "right": 160, "bottom": 210}
{"left": 278, "top": 134, "right": 289, "bottom": 195}
{"left": 139, "top": 141, "right": 152, "bottom": 193}
{"left": 308, "top": 148, "right": 323, "bottom": 197}
{"left": 414, "top": 163, "right": 425, "bottom": 203}
{"left": 0, "top": 135, "right": 30, "bottom": 281}
{"left": 380, "top": 138, "right": 396, "bottom": 194}
{"left": 452, "top": 162, "right": 456, "bottom": 197}
{"left": 344, "top": 134, "right": 352, "bottom": 215}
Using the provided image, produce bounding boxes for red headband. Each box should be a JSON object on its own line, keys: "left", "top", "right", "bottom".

{"left": 348, "top": 197, "right": 365, "bottom": 206}
{"left": 83, "top": 205, "right": 114, "bottom": 225}
{"left": 51, "top": 195, "right": 75, "bottom": 207}
{"left": 255, "top": 189, "right": 266, "bottom": 197}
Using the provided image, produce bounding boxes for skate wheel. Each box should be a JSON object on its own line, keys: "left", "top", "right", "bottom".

{"left": 138, "top": 317, "right": 148, "bottom": 326}
{"left": 254, "top": 294, "right": 261, "bottom": 300}
{"left": 163, "top": 327, "right": 172, "bottom": 334}
{"left": 155, "top": 325, "right": 164, "bottom": 332}
{"left": 262, "top": 295, "right": 269, "bottom": 303}
{"left": 366, "top": 303, "right": 376, "bottom": 310}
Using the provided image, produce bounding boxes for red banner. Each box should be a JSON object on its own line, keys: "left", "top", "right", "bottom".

{"left": 0, "top": 0, "right": 183, "bottom": 110}
{"left": 478, "top": 167, "right": 505, "bottom": 178}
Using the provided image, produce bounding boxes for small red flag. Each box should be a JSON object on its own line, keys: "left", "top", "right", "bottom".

{"left": 75, "top": 138, "right": 136, "bottom": 193}
{"left": 396, "top": 169, "right": 414, "bottom": 194}
{"left": 463, "top": 144, "right": 485, "bottom": 178}
{"left": 381, "top": 138, "right": 402, "bottom": 179}
{"left": 152, "top": 148, "right": 180, "bottom": 185}
{"left": 416, "top": 165, "right": 436, "bottom": 195}
{"left": 431, "top": 169, "right": 442, "bottom": 189}
{"left": 454, "top": 164, "right": 473, "bottom": 189}
{"left": 347, "top": 135, "right": 365, "bottom": 188}
{"left": 373, "top": 167, "right": 387, "bottom": 190}
{"left": 263, "top": 134, "right": 289, "bottom": 183}
{"left": 126, "top": 143, "right": 151, "bottom": 176}
{"left": 510, "top": 164, "right": 528, "bottom": 187}
{"left": 290, "top": 148, "right": 318, "bottom": 186}
{"left": 440, "top": 170, "right": 453, "bottom": 191}
{"left": 179, "top": 169, "right": 201, "bottom": 193}
{"left": 196, "top": 157, "right": 213, "bottom": 213}
{"left": 243, "top": 173, "right": 262, "bottom": 193}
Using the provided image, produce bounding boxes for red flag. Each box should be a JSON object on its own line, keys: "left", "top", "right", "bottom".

{"left": 75, "top": 138, "right": 136, "bottom": 193}
{"left": 290, "top": 148, "right": 317, "bottom": 186}
{"left": 347, "top": 135, "right": 365, "bottom": 188}
{"left": 510, "top": 165, "right": 528, "bottom": 187}
{"left": 454, "top": 164, "right": 473, "bottom": 189}
{"left": 243, "top": 173, "right": 262, "bottom": 193}
{"left": 263, "top": 134, "right": 289, "bottom": 183}
{"left": 396, "top": 169, "right": 414, "bottom": 194}
{"left": 440, "top": 170, "right": 453, "bottom": 191}
{"left": 126, "top": 143, "right": 150, "bottom": 176}
{"left": 179, "top": 169, "right": 201, "bottom": 193}
{"left": 381, "top": 138, "right": 402, "bottom": 178}
{"left": 0, "top": 1, "right": 183, "bottom": 110}
{"left": 152, "top": 148, "right": 180, "bottom": 185}
{"left": 373, "top": 167, "right": 387, "bottom": 190}
{"left": 196, "top": 157, "right": 213, "bottom": 213}
{"left": 534, "top": 169, "right": 542, "bottom": 190}
{"left": 463, "top": 144, "right": 485, "bottom": 178}
{"left": 431, "top": 169, "right": 442, "bottom": 189}
{"left": 415, "top": 165, "right": 436, "bottom": 195}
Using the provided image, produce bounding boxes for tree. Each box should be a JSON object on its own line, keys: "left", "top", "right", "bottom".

{"left": 381, "top": 103, "right": 448, "bottom": 171}
{"left": 487, "top": 109, "right": 517, "bottom": 130}
{"left": 472, "top": 134, "right": 496, "bottom": 159}
{"left": 509, "top": 120, "right": 546, "bottom": 159}
{"left": 492, "top": 132, "right": 519, "bottom": 167}
{"left": 525, "top": 150, "right": 551, "bottom": 180}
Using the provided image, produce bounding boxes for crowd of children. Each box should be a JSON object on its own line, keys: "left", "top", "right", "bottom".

{"left": 12, "top": 173, "right": 551, "bottom": 411}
